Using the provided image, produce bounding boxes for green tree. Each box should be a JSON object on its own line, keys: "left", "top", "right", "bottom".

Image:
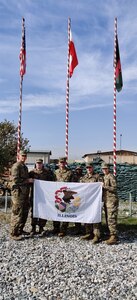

{"left": 0, "top": 119, "right": 30, "bottom": 173}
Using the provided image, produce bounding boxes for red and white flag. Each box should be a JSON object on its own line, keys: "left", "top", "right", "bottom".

{"left": 69, "top": 29, "right": 78, "bottom": 78}
{"left": 19, "top": 17, "right": 26, "bottom": 77}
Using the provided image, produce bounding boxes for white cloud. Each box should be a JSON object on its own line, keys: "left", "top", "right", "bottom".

{"left": 0, "top": 0, "right": 137, "bottom": 158}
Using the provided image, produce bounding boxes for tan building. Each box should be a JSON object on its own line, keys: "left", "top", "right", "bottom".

{"left": 82, "top": 150, "right": 137, "bottom": 165}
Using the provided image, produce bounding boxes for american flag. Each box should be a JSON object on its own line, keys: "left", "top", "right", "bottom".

{"left": 19, "top": 17, "right": 26, "bottom": 76}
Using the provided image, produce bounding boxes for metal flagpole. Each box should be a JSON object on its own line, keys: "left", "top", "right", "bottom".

{"left": 113, "top": 17, "right": 117, "bottom": 176}
{"left": 17, "top": 17, "right": 26, "bottom": 161}
{"left": 17, "top": 76, "right": 23, "bottom": 161}
{"left": 65, "top": 17, "right": 71, "bottom": 161}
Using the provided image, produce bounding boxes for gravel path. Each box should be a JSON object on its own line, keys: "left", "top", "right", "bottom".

{"left": 0, "top": 221, "right": 137, "bottom": 300}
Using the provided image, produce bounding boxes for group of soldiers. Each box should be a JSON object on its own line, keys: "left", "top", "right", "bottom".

{"left": 10, "top": 150, "right": 118, "bottom": 245}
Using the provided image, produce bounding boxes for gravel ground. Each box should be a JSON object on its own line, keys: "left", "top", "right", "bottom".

{"left": 0, "top": 219, "right": 137, "bottom": 300}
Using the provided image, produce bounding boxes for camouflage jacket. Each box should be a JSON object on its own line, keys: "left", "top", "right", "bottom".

{"left": 29, "top": 167, "right": 51, "bottom": 181}
{"left": 103, "top": 173, "right": 118, "bottom": 201}
{"left": 11, "top": 162, "right": 29, "bottom": 186}
{"left": 29, "top": 167, "right": 52, "bottom": 199}
{"left": 80, "top": 173, "right": 100, "bottom": 183}
{"left": 54, "top": 167, "right": 73, "bottom": 182}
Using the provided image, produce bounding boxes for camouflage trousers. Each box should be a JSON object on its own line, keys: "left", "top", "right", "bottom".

{"left": 60, "top": 222, "right": 69, "bottom": 233}
{"left": 10, "top": 191, "right": 30, "bottom": 236}
{"left": 74, "top": 222, "right": 82, "bottom": 231}
{"left": 104, "top": 198, "right": 119, "bottom": 236}
{"left": 31, "top": 217, "right": 47, "bottom": 228}
{"left": 53, "top": 221, "right": 60, "bottom": 232}
{"left": 84, "top": 223, "right": 101, "bottom": 238}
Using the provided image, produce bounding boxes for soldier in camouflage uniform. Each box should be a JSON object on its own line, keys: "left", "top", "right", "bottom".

{"left": 102, "top": 163, "right": 118, "bottom": 245}
{"left": 29, "top": 159, "right": 52, "bottom": 235}
{"left": 10, "top": 150, "right": 33, "bottom": 240}
{"left": 80, "top": 163, "right": 101, "bottom": 244}
{"left": 54, "top": 157, "right": 73, "bottom": 237}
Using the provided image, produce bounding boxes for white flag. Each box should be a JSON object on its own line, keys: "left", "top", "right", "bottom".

{"left": 33, "top": 180, "right": 102, "bottom": 223}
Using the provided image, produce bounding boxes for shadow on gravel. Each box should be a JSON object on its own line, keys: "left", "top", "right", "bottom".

{"left": 117, "top": 224, "right": 137, "bottom": 243}
{"left": 117, "top": 223, "right": 137, "bottom": 233}
{"left": 100, "top": 223, "right": 137, "bottom": 244}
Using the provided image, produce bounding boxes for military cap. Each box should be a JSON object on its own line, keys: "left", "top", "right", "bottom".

{"left": 101, "top": 162, "right": 109, "bottom": 169}
{"left": 36, "top": 158, "right": 43, "bottom": 163}
{"left": 86, "top": 163, "right": 93, "bottom": 168}
{"left": 19, "top": 150, "right": 27, "bottom": 156}
{"left": 59, "top": 157, "right": 67, "bottom": 163}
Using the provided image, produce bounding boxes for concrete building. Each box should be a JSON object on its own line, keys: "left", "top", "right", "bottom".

{"left": 26, "top": 150, "right": 52, "bottom": 170}
{"left": 82, "top": 150, "right": 137, "bottom": 165}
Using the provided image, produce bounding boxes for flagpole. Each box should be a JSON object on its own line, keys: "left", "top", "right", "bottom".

{"left": 17, "top": 17, "right": 26, "bottom": 161}
{"left": 17, "top": 76, "right": 23, "bottom": 160}
{"left": 113, "top": 17, "right": 117, "bottom": 176}
{"left": 65, "top": 17, "right": 71, "bottom": 161}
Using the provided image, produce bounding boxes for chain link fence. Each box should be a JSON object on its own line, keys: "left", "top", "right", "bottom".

{"left": 0, "top": 192, "right": 11, "bottom": 213}
{"left": 118, "top": 193, "right": 137, "bottom": 219}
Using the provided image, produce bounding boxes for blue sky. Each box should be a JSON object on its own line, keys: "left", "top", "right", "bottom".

{"left": 0, "top": 0, "right": 137, "bottom": 160}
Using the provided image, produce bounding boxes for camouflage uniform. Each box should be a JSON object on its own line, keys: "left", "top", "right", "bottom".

{"left": 10, "top": 161, "right": 30, "bottom": 237}
{"left": 103, "top": 173, "right": 118, "bottom": 237}
{"left": 29, "top": 166, "right": 52, "bottom": 233}
{"left": 55, "top": 167, "right": 73, "bottom": 183}
{"left": 54, "top": 164, "right": 73, "bottom": 235}
{"left": 80, "top": 171, "right": 101, "bottom": 241}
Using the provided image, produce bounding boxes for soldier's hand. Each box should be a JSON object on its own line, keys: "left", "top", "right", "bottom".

{"left": 27, "top": 178, "right": 34, "bottom": 183}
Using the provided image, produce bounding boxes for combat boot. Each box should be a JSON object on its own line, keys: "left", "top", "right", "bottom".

{"left": 71, "top": 228, "right": 82, "bottom": 235}
{"left": 53, "top": 221, "right": 60, "bottom": 234}
{"left": 39, "top": 226, "right": 45, "bottom": 235}
{"left": 81, "top": 233, "right": 92, "bottom": 240}
{"left": 19, "top": 230, "right": 30, "bottom": 236}
{"left": 51, "top": 228, "right": 60, "bottom": 235}
{"left": 105, "top": 235, "right": 118, "bottom": 245}
{"left": 73, "top": 223, "right": 82, "bottom": 235}
{"left": 10, "top": 234, "right": 23, "bottom": 241}
{"left": 91, "top": 235, "right": 100, "bottom": 244}
{"left": 30, "top": 225, "right": 36, "bottom": 236}
{"left": 58, "top": 232, "right": 66, "bottom": 237}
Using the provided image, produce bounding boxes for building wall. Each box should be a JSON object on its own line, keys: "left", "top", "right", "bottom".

{"left": 84, "top": 153, "right": 137, "bottom": 164}
{"left": 26, "top": 152, "right": 51, "bottom": 165}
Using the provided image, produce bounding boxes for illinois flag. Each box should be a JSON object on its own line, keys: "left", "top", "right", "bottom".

{"left": 33, "top": 180, "right": 102, "bottom": 223}
{"left": 69, "top": 29, "right": 78, "bottom": 78}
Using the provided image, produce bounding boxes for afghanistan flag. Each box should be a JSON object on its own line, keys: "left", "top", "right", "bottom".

{"left": 115, "top": 34, "right": 123, "bottom": 92}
